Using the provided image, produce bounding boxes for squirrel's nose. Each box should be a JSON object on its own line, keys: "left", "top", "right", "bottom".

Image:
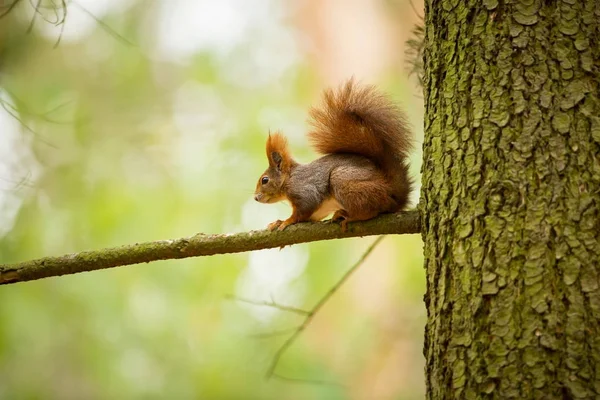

{"left": 254, "top": 194, "right": 260, "bottom": 202}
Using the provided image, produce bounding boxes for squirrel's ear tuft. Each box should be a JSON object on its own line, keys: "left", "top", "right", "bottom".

{"left": 266, "top": 132, "right": 291, "bottom": 172}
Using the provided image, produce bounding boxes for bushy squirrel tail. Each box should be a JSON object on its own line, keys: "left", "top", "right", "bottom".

{"left": 307, "top": 78, "right": 413, "bottom": 181}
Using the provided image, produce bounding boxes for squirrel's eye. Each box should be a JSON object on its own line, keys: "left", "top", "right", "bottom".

{"left": 261, "top": 176, "right": 269, "bottom": 185}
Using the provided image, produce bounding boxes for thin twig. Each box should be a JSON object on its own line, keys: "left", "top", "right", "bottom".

{"left": 248, "top": 328, "right": 299, "bottom": 339}
{"left": 0, "top": 211, "right": 420, "bottom": 285}
{"left": 265, "top": 236, "right": 385, "bottom": 379}
{"left": 408, "top": 0, "right": 424, "bottom": 20}
{"left": 53, "top": 0, "right": 68, "bottom": 48}
{"left": 26, "top": 0, "right": 42, "bottom": 33}
{"left": 72, "top": 1, "right": 136, "bottom": 46}
{"left": 227, "top": 295, "right": 310, "bottom": 316}
{"left": 40, "top": 99, "right": 75, "bottom": 118}
{"left": 0, "top": 99, "right": 57, "bottom": 148}
{"left": 4, "top": 90, "right": 72, "bottom": 125}
{"left": 0, "top": 171, "right": 34, "bottom": 191}
{"left": 0, "top": 0, "right": 23, "bottom": 19}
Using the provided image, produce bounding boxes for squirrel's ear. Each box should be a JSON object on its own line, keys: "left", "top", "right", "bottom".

{"left": 270, "top": 151, "right": 283, "bottom": 169}
{"left": 266, "top": 132, "right": 291, "bottom": 172}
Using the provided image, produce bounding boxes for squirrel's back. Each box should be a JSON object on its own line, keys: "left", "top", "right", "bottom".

{"left": 307, "top": 79, "right": 413, "bottom": 206}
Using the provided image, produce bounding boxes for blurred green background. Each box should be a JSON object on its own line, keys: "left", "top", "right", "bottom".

{"left": 0, "top": 0, "right": 425, "bottom": 398}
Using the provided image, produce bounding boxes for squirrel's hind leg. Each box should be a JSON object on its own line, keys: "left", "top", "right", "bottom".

{"left": 331, "top": 179, "right": 396, "bottom": 232}
{"left": 331, "top": 208, "right": 379, "bottom": 233}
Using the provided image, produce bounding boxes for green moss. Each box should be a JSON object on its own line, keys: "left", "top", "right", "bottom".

{"left": 422, "top": 0, "right": 600, "bottom": 398}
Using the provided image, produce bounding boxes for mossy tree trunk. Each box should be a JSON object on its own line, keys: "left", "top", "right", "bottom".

{"left": 420, "top": 0, "right": 600, "bottom": 398}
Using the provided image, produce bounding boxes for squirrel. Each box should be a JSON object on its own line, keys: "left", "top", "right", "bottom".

{"left": 254, "top": 78, "right": 413, "bottom": 232}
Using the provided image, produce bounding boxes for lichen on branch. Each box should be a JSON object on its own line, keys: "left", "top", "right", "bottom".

{"left": 0, "top": 211, "right": 420, "bottom": 285}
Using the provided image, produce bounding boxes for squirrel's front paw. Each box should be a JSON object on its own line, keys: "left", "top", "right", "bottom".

{"left": 267, "top": 220, "right": 283, "bottom": 231}
{"left": 277, "top": 219, "right": 295, "bottom": 231}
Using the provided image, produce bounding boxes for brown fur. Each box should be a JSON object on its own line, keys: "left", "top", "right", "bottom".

{"left": 254, "top": 79, "right": 413, "bottom": 231}
{"left": 307, "top": 78, "right": 412, "bottom": 176}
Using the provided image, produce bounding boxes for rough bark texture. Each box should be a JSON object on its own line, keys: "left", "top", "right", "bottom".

{"left": 0, "top": 211, "right": 419, "bottom": 285}
{"left": 421, "top": 0, "right": 600, "bottom": 399}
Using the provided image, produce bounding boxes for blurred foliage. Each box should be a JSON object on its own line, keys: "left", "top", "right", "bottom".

{"left": 0, "top": 1, "right": 425, "bottom": 399}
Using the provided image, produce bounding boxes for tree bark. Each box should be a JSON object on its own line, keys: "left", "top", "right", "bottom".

{"left": 421, "top": 1, "right": 600, "bottom": 399}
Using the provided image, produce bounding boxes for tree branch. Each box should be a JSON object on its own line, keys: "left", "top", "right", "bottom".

{"left": 0, "top": 211, "right": 420, "bottom": 285}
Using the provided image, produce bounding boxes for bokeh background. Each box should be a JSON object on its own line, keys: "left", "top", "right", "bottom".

{"left": 0, "top": 0, "right": 425, "bottom": 398}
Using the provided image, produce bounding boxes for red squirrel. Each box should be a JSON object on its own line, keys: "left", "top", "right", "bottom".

{"left": 254, "top": 79, "right": 413, "bottom": 232}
